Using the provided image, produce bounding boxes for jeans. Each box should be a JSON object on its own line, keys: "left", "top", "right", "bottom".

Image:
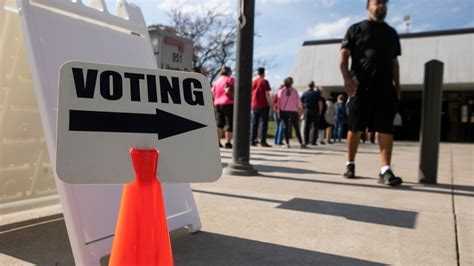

{"left": 333, "top": 120, "right": 344, "bottom": 142}
{"left": 251, "top": 107, "right": 270, "bottom": 144}
{"left": 280, "top": 111, "right": 303, "bottom": 145}
{"left": 303, "top": 110, "right": 319, "bottom": 145}
{"left": 273, "top": 111, "right": 284, "bottom": 145}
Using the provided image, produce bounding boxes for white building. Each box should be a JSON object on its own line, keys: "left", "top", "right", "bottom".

{"left": 291, "top": 28, "right": 474, "bottom": 142}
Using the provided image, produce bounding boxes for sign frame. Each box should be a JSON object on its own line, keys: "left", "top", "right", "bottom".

{"left": 56, "top": 61, "right": 221, "bottom": 184}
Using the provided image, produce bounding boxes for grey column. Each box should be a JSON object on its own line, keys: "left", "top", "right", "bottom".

{"left": 419, "top": 60, "right": 444, "bottom": 184}
{"left": 223, "top": 0, "right": 258, "bottom": 176}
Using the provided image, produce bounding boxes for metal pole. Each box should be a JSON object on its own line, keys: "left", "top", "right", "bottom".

{"left": 419, "top": 60, "right": 444, "bottom": 184}
{"left": 223, "top": 0, "right": 258, "bottom": 176}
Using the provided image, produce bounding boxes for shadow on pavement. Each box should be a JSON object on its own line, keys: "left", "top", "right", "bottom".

{"left": 221, "top": 154, "right": 308, "bottom": 163}
{"left": 221, "top": 150, "right": 291, "bottom": 158}
{"left": 277, "top": 198, "right": 417, "bottom": 229}
{"left": 192, "top": 190, "right": 417, "bottom": 229}
{"left": 221, "top": 163, "right": 338, "bottom": 176}
{"left": 250, "top": 157, "right": 309, "bottom": 163}
{"left": 254, "top": 165, "right": 339, "bottom": 176}
{"left": 0, "top": 214, "right": 74, "bottom": 265}
{"left": 323, "top": 148, "right": 381, "bottom": 155}
{"left": 403, "top": 181, "right": 474, "bottom": 193}
{"left": 0, "top": 210, "right": 387, "bottom": 265}
{"left": 258, "top": 174, "right": 474, "bottom": 198}
{"left": 253, "top": 149, "right": 339, "bottom": 156}
{"left": 193, "top": 189, "right": 285, "bottom": 204}
{"left": 249, "top": 151, "right": 293, "bottom": 157}
{"left": 170, "top": 229, "right": 387, "bottom": 266}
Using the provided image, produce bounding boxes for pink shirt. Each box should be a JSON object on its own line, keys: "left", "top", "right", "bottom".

{"left": 277, "top": 87, "right": 301, "bottom": 112}
{"left": 212, "top": 75, "right": 235, "bottom": 106}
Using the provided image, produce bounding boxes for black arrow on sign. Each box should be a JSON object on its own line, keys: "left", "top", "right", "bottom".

{"left": 69, "top": 108, "right": 207, "bottom": 140}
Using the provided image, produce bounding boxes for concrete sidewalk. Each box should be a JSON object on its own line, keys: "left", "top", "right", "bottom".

{"left": 1, "top": 141, "right": 473, "bottom": 265}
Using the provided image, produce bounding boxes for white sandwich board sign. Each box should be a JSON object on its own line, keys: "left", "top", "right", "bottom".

{"left": 14, "top": 0, "right": 214, "bottom": 264}
{"left": 57, "top": 61, "right": 221, "bottom": 184}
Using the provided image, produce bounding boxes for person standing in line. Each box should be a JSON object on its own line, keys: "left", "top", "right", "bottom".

{"left": 333, "top": 95, "right": 347, "bottom": 143}
{"left": 212, "top": 66, "right": 235, "bottom": 149}
{"left": 369, "top": 130, "right": 377, "bottom": 144}
{"left": 250, "top": 67, "right": 273, "bottom": 147}
{"left": 272, "top": 84, "right": 285, "bottom": 145}
{"left": 340, "top": 0, "right": 403, "bottom": 186}
{"left": 317, "top": 86, "right": 328, "bottom": 144}
{"left": 277, "top": 77, "right": 306, "bottom": 149}
{"left": 301, "top": 81, "right": 323, "bottom": 146}
{"left": 325, "top": 97, "right": 335, "bottom": 144}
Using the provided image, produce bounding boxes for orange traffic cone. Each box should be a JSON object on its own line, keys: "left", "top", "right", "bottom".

{"left": 109, "top": 149, "right": 174, "bottom": 266}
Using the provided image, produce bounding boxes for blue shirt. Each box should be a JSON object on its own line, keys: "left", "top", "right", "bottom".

{"left": 301, "top": 89, "right": 321, "bottom": 113}
{"left": 335, "top": 102, "right": 347, "bottom": 123}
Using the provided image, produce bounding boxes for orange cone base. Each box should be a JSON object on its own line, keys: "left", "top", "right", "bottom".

{"left": 109, "top": 149, "right": 174, "bottom": 266}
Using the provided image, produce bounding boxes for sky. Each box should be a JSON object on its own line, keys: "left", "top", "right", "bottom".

{"left": 107, "top": 0, "right": 473, "bottom": 88}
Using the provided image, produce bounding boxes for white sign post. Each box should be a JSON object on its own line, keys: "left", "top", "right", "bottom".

{"left": 57, "top": 61, "right": 221, "bottom": 184}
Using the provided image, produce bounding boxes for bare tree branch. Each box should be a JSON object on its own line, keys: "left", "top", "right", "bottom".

{"left": 150, "top": 4, "right": 275, "bottom": 83}
{"left": 253, "top": 56, "right": 278, "bottom": 73}
{"left": 154, "top": 4, "right": 237, "bottom": 83}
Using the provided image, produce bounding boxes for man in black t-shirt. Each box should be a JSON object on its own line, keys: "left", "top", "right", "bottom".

{"left": 339, "top": 0, "right": 402, "bottom": 186}
{"left": 301, "top": 81, "right": 324, "bottom": 145}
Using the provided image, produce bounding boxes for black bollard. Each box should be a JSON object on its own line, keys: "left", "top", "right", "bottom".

{"left": 419, "top": 60, "right": 444, "bottom": 184}
{"left": 223, "top": 0, "right": 258, "bottom": 176}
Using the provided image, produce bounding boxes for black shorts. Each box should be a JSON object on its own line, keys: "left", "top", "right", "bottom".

{"left": 347, "top": 88, "right": 398, "bottom": 134}
{"left": 215, "top": 104, "right": 233, "bottom": 132}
